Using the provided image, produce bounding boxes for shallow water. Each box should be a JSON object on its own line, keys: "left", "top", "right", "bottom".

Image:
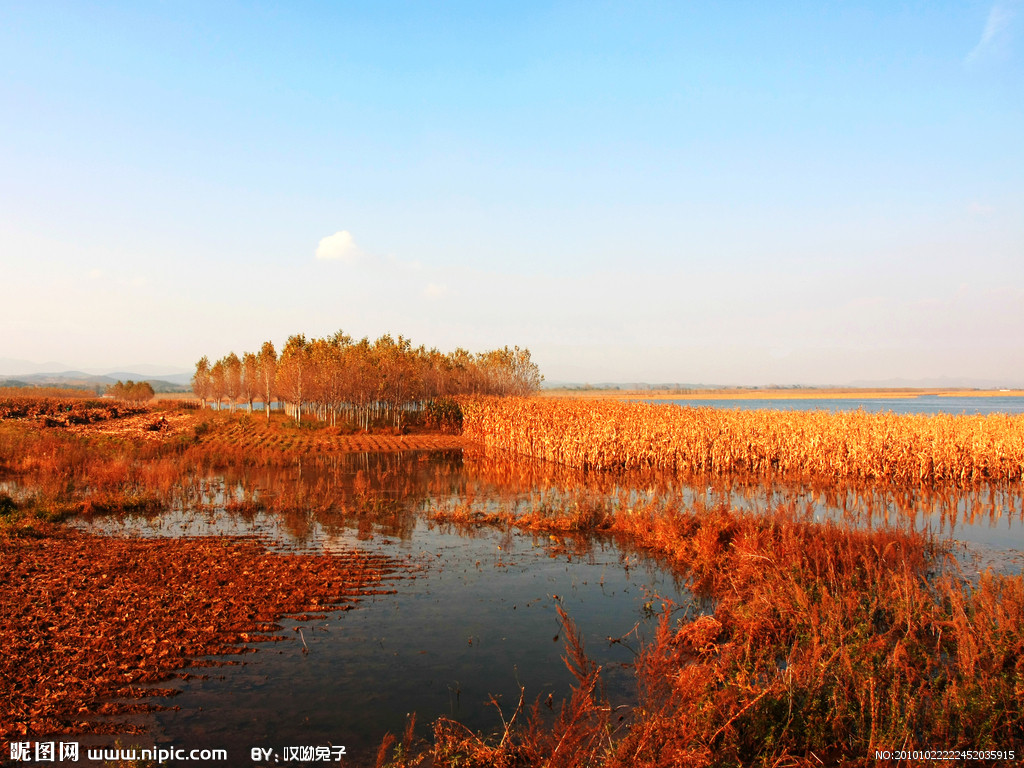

{"left": 62, "top": 445, "right": 1024, "bottom": 763}
{"left": 71, "top": 453, "right": 693, "bottom": 765}
{"left": 140, "top": 522, "right": 684, "bottom": 763}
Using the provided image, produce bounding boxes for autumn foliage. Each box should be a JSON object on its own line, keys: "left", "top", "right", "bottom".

{"left": 426, "top": 491, "right": 1024, "bottom": 766}
{"left": 416, "top": 399, "right": 1024, "bottom": 766}
{"left": 0, "top": 397, "right": 148, "bottom": 428}
{"left": 105, "top": 379, "right": 155, "bottom": 402}
{"left": 193, "top": 331, "right": 543, "bottom": 428}
{"left": 4, "top": 395, "right": 1023, "bottom": 764}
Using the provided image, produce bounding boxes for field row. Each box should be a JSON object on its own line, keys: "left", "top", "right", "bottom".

{"left": 460, "top": 397, "right": 1024, "bottom": 485}
{"left": 0, "top": 397, "right": 147, "bottom": 425}
{"left": 196, "top": 418, "right": 466, "bottom": 454}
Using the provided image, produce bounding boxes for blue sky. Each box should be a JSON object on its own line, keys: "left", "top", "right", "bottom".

{"left": 2, "top": 1, "right": 1022, "bottom": 384}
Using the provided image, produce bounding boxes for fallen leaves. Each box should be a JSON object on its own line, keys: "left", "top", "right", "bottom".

{"left": 0, "top": 524, "right": 408, "bottom": 738}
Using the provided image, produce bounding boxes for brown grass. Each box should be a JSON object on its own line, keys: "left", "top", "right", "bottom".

{"left": 426, "top": 494, "right": 1024, "bottom": 765}
{"left": 461, "top": 396, "right": 1024, "bottom": 486}
{"left": 0, "top": 386, "right": 99, "bottom": 399}
{"left": 424, "top": 398, "right": 1024, "bottom": 765}
{"left": 6, "top": 396, "right": 1022, "bottom": 764}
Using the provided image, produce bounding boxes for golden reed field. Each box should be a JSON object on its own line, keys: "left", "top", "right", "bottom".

{"left": 461, "top": 397, "right": 1024, "bottom": 486}
{"left": 428, "top": 398, "right": 1024, "bottom": 765}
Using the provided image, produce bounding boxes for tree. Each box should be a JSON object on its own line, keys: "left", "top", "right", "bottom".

{"left": 224, "top": 352, "right": 242, "bottom": 412}
{"left": 107, "top": 380, "right": 154, "bottom": 402}
{"left": 193, "top": 331, "right": 544, "bottom": 427}
{"left": 192, "top": 356, "right": 212, "bottom": 408}
{"left": 276, "top": 334, "right": 310, "bottom": 422}
{"left": 257, "top": 341, "right": 277, "bottom": 421}
{"left": 242, "top": 352, "right": 258, "bottom": 413}
{"left": 132, "top": 381, "right": 156, "bottom": 401}
{"left": 210, "top": 359, "right": 226, "bottom": 410}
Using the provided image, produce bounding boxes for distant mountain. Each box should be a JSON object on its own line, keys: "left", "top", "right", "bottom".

{"left": 106, "top": 371, "right": 193, "bottom": 386}
{"left": 0, "top": 358, "right": 192, "bottom": 391}
{"left": 0, "top": 357, "right": 75, "bottom": 376}
{"left": 2, "top": 370, "right": 190, "bottom": 393}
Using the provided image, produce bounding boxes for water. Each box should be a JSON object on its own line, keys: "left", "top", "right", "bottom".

{"left": 51, "top": 439, "right": 1024, "bottom": 762}
{"left": 138, "top": 522, "right": 683, "bottom": 763}
{"left": 69, "top": 453, "right": 693, "bottom": 765}
{"left": 641, "top": 395, "right": 1024, "bottom": 415}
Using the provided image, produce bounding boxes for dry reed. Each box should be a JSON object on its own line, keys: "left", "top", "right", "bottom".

{"left": 430, "top": 397, "right": 1024, "bottom": 765}
{"left": 461, "top": 397, "right": 1024, "bottom": 486}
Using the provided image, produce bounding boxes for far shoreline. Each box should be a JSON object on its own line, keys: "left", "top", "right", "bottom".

{"left": 541, "top": 387, "right": 1024, "bottom": 401}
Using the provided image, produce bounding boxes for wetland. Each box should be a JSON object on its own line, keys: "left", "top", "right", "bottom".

{"left": 2, "top": 397, "right": 1023, "bottom": 765}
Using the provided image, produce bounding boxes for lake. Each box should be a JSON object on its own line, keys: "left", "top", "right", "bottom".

{"left": 641, "top": 394, "right": 1024, "bottom": 415}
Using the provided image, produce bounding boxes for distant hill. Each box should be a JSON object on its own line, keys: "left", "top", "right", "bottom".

{"left": 0, "top": 357, "right": 75, "bottom": 376}
{"left": 1, "top": 370, "right": 190, "bottom": 394}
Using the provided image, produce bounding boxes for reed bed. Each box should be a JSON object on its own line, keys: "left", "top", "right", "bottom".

{"left": 461, "top": 397, "right": 1024, "bottom": 486}
{"left": 424, "top": 495, "right": 1024, "bottom": 767}
{"left": 419, "top": 399, "right": 1024, "bottom": 765}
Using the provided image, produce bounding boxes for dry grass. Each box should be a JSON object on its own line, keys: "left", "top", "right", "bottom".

{"left": 461, "top": 396, "right": 1024, "bottom": 486}
{"left": 6, "top": 396, "right": 1022, "bottom": 764}
{"left": 427, "top": 494, "right": 1024, "bottom": 766}
{"left": 0, "top": 386, "right": 100, "bottom": 399}
{"left": 425, "top": 398, "right": 1024, "bottom": 765}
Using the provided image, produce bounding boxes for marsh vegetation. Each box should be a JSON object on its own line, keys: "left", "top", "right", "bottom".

{"left": 2, "top": 394, "right": 1022, "bottom": 765}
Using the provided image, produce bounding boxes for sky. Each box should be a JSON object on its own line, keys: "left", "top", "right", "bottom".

{"left": 1, "top": 1, "right": 1022, "bottom": 385}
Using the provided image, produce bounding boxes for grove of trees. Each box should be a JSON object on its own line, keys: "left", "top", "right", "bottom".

{"left": 106, "top": 380, "right": 156, "bottom": 402}
{"left": 192, "top": 331, "right": 543, "bottom": 428}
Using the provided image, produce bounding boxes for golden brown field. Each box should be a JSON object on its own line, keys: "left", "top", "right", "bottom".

{"left": 430, "top": 397, "right": 1024, "bottom": 766}
{"left": 462, "top": 396, "right": 1024, "bottom": 486}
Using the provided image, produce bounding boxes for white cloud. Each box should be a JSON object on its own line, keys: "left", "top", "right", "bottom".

{"left": 966, "top": 2, "right": 1019, "bottom": 62}
{"left": 423, "top": 282, "right": 448, "bottom": 299}
{"left": 315, "top": 230, "right": 360, "bottom": 263}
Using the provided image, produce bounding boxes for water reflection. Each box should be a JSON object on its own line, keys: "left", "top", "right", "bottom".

{"left": 60, "top": 445, "right": 1024, "bottom": 762}
{"left": 70, "top": 446, "right": 1024, "bottom": 567}
{"left": 82, "top": 515, "right": 691, "bottom": 764}
{"left": 453, "top": 451, "right": 1024, "bottom": 565}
